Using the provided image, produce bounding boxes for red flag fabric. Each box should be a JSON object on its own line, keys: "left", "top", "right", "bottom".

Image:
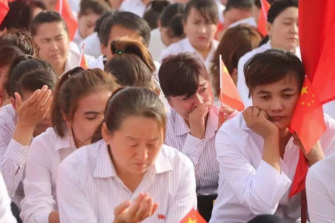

{"left": 180, "top": 208, "right": 207, "bottom": 223}
{"left": 0, "top": 0, "right": 9, "bottom": 25}
{"left": 289, "top": 0, "right": 335, "bottom": 199}
{"left": 257, "top": 0, "right": 270, "bottom": 36}
{"left": 79, "top": 44, "right": 88, "bottom": 69}
{"left": 289, "top": 77, "right": 326, "bottom": 154}
{"left": 219, "top": 55, "right": 244, "bottom": 111}
{"left": 289, "top": 150, "right": 309, "bottom": 198}
{"left": 55, "top": 0, "right": 77, "bottom": 41}
{"left": 289, "top": 77, "right": 326, "bottom": 198}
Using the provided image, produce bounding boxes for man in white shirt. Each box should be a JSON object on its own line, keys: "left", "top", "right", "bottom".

{"left": 158, "top": 53, "right": 220, "bottom": 221}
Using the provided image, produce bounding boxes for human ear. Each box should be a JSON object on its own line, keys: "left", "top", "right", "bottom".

{"left": 101, "top": 122, "right": 113, "bottom": 142}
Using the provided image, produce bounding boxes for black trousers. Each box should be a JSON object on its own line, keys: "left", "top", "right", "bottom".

{"left": 11, "top": 202, "right": 22, "bottom": 223}
{"left": 248, "top": 215, "right": 284, "bottom": 223}
{"left": 197, "top": 194, "right": 217, "bottom": 222}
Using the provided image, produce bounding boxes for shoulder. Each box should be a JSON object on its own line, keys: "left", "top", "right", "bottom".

{"left": 160, "top": 144, "right": 194, "bottom": 171}
{"left": 0, "top": 104, "right": 15, "bottom": 121}
{"left": 238, "top": 42, "right": 270, "bottom": 67}
{"left": 160, "top": 39, "right": 187, "bottom": 60}
{"left": 307, "top": 152, "right": 335, "bottom": 186}
{"left": 31, "top": 127, "right": 58, "bottom": 146}
{"left": 60, "top": 140, "right": 102, "bottom": 171}
{"left": 0, "top": 104, "right": 16, "bottom": 130}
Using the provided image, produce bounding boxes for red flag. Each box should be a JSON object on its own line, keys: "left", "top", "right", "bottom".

{"left": 180, "top": 208, "right": 207, "bottom": 223}
{"left": 0, "top": 0, "right": 9, "bottom": 25}
{"left": 79, "top": 44, "right": 88, "bottom": 69}
{"left": 55, "top": 0, "right": 77, "bottom": 41}
{"left": 289, "top": 77, "right": 326, "bottom": 198}
{"left": 289, "top": 0, "right": 335, "bottom": 199}
{"left": 219, "top": 55, "right": 244, "bottom": 111}
{"left": 257, "top": 0, "right": 270, "bottom": 36}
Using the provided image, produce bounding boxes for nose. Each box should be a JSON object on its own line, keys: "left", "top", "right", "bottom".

{"left": 269, "top": 98, "right": 283, "bottom": 111}
{"left": 137, "top": 146, "right": 149, "bottom": 161}
{"left": 192, "top": 93, "right": 203, "bottom": 109}
{"left": 291, "top": 22, "right": 298, "bottom": 34}
{"left": 199, "top": 24, "right": 207, "bottom": 33}
{"left": 50, "top": 40, "right": 59, "bottom": 50}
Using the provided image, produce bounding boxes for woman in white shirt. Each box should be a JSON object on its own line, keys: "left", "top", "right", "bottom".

{"left": 160, "top": 0, "right": 219, "bottom": 70}
{"left": 20, "top": 67, "right": 118, "bottom": 223}
{"left": 0, "top": 56, "right": 55, "bottom": 214}
{"left": 306, "top": 152, "right": 335, "bottom": 223}
{"left": 237, "top": 0, "right": 300, "bottom": 106}
{"left": 210, "top": 49, "right": 335, "bottom": 223}
{"left": 56, "top": 87, "right": 197, "bottom": 223}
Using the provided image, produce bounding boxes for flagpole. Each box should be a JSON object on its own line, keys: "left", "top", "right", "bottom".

{"left": 219, "top": 54, "right": 223, "bottom": 108}
{"left": 260, "top": 0, "right": 267, "bottom": 21}
{"left": 79, "top": 43, "right": 85, "bottom": 66}
{"left": 58, "top": 0, "right": 63, "bottom": 14}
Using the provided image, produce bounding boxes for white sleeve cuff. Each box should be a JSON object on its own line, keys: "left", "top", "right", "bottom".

{"left": 253, "top": 160, "right": 291, "bottom": 207}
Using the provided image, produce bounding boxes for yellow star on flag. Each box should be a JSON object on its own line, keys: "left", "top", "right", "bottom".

{"left": 186, "top": 218, "right": 197, "bottom": 223}
{"left": 301, "top": 86, "right": 308, "bottom": 95}
{"left": 223, "top": 65, "right": 229, "bottom": 74}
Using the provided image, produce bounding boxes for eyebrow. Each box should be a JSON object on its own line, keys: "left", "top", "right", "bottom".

{"left": 256, "top": 88, "right": 297, "bottom": 94}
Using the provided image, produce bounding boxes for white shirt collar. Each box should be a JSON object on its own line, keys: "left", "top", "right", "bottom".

{"left": 93, "top": 141, "right": 173, "bottom": 179}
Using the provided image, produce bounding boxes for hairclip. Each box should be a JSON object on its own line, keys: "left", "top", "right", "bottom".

{"left": 115, "top": 49, "right": 123, "bottom": 55}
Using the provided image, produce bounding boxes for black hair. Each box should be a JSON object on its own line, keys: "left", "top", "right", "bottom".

{"left": 225, "top": 0, "right": 254, "bottom": 11}
{"left": 0, "top": 29, "right": 37, "bottom": 56}
{"left": 30, "top": 11, "right": 68, "bottom": 36}
{"left": 267, "top": 0, "right": 298, "bottom": 23}
{"left": 185, "top": 0, "right": 218, "bottom": 24}
{"left": 7, "top": 56, "right": 56, "bottom": 97}
{"left": 98, "top": 11, "right": 151, "bottom": 47}
{"left": 159, "top": 53, "right": 209, "bottom": 98}
{"left": 79, "top": 0, "right": 110, "bottom": 16}
{"left": 244, "top": 49, "right": 304, "bottom": 93}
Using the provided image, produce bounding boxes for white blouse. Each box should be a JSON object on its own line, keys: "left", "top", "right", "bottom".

{"left": 57, "top": 140, "right": 197, "bottom": 223}
{"left": 20, "top": 127, "right": 76, "bottom": 223}
{"left": 306, "top": 152, "right": 335, "bottom": 223}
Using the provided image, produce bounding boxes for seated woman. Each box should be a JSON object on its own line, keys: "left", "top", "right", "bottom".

{"left": 210, "top": 49, "right": 335, "bottom": 223}
{"left": 20, "top": 68, "right": 118, "bottom": 223}
{"left": 306, "top": 152, "right": 335, "bottom": 222}
{"left": 0, "top": 56, "right": 55, "bottom": 222}
{"left": 237, "top": 0, "right": 299, "bottom": 106}
{"left": 56, "top": 87, "right": 197, "bottom": 223}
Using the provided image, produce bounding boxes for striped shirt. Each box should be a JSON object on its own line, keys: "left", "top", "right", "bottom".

{"left": 20, "top": 127, "right": 76, "bottom": 223}
{"left": 57, "top": 140, "right": 197, "bottom": 223}
{"left": 0, "top": 104, "right": 28, "bottom": 207}
{"left": 0, "top": 172, "right": 16, "bottom": 223}
{"left": 165, "top": 105, "right": 219, "bottom": 195}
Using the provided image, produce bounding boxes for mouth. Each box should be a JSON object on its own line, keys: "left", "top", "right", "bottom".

{"left": 198, "top": 36, "right": 207, "bottom": 41}
{"left": 269, "top": 116, "right": 286, "bottom": 121}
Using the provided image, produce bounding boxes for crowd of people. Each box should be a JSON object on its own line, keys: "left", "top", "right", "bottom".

{"left": 0, "top": 0, "right": 334, "bottom": 223}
